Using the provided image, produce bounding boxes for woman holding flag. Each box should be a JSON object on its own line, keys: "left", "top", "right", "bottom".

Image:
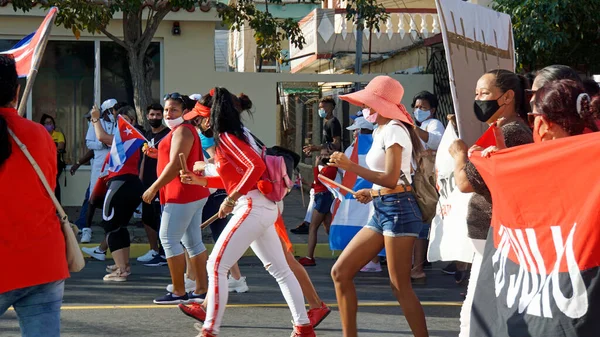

{"left": 328, "top": 75, "right": 428, "bottom": 337}
{"left": 447, "top": 69, "right": 532, "bottom": 337}
{"left": 89, "top": 105, "right": 145, "bottom": 282}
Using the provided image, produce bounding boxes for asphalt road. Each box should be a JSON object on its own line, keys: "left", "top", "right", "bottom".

{"left": 0, "top": 258, "right": 463, "bottom": 337}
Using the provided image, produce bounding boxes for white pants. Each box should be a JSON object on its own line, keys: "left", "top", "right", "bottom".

{"left": 458, "top": 238, "right": 487, "bottom": 337}
{"left": 203, "top": 190, "right": 310, "bottom": 334}
{"left": 303, "top": 189, "right": 315, "bottom": 222}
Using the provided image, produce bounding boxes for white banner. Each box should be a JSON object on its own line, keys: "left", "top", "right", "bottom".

{"left": 427, "top": 124, "right": 475, "bottom": 263}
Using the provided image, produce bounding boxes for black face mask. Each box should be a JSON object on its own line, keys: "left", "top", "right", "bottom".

{"left": 473, "top": 99, "right": 501, "bottom": 123}
{"left": 201, "top": 127, "right": 214, "bottom": 138}
{"left": 148, "top": 119, "right": 163, "bottom": 128}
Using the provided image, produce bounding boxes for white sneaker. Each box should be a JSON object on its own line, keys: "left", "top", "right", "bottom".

{"left": 360, "top": 261, "right": 382, "bottom": 273}
{"left": 228, "top": 275, "right": 249, "bottom": 293}
{"left": 80, "top": 228, "right": 92, "bottom": 243}
{"left": 137, "top": 249, "right": 158, "bottom": 262}
{"left": 166, "top": 275, "right": 196, "bottom": 293}
{"left": 82, "top": 246, "right": 106, "bottom": 261}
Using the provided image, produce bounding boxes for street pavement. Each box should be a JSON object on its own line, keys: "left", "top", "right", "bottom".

{"left": 0, "top": 257, "right": 463, "bottom": 337}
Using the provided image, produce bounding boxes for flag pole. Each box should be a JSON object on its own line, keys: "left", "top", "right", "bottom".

{"left": 17, "top": 12, "right": 57, "bottom": 117}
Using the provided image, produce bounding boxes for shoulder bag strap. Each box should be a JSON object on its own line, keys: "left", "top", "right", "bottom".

{"left": 7, "top": 127, "right": 68, "bottom": 222}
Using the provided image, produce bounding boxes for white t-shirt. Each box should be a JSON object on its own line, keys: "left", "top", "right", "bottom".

{"left": 365, "top": 120, "right": 413, "bottom": 190}
{"left": 419, "top": 118, "right": 445, "bottom": 151}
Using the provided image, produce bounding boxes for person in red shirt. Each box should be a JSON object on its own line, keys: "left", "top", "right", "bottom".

{"left": 88, "top": 105, "right": 144, "bottom": 282}
{"left": 0, "top": 55, "right": 69, "bottom": 337}
{"left": 179, "top": 87, "right": 315, "bottom": 337}
{"left": 178, "top": 91, "right": 331, "bottom": 329}
{"left": 298, "top": 158, "right": 337, "bottom": 267}
{"left": 142, "top": 93, "right": 210, "bottom": 305}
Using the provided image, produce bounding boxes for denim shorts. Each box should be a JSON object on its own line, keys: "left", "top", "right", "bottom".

{"left": 313, "top": 191, "right": 334, "bottom": 214}
{"left": 418, "top": 222, "right": 430, "bottom": 240}
{"left": 365, "top": 191, "right": 423, "bottom": 237}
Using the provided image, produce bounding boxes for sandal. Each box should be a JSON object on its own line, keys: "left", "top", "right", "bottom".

{"left": 103, "top": 268, "right": 131, "bottom": 282}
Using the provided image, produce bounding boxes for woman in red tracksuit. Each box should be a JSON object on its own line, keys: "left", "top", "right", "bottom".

{"left": 180, "top": 87, "right": 315, "bottom": 337}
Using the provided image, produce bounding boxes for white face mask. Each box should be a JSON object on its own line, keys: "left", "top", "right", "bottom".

{"left": 164, "top": 116, "right": 184, "bottom": 129}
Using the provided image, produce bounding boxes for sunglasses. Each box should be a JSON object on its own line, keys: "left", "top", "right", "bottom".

{"left": 163, "top": 92, "right": 185, "bottom": 104}
{"left": 527, "top": 112, "right": 543, "bottom": 127}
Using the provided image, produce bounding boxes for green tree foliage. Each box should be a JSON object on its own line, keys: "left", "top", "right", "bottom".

{"left": 7, "top": 0, "right": 308, "bottom": 117}
{"left": 8, "top": 0, "right": 202, "bottom": 122}
{"left": 494, "top": 0, "right": 600, "bottom": 73}
{"left": 218, "top": 0, "right": 306, "bottom": 69}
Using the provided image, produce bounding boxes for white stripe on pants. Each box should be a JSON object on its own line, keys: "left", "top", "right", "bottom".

{"left": 203, "top": 191, "right": 310, "bottom": 334}
{"left": 458, "top": 238, "right": 487, "bottom": 337}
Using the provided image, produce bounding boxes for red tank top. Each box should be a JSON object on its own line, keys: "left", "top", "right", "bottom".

{"left": 157, "top": 123, "right": 210, "bottom": 204}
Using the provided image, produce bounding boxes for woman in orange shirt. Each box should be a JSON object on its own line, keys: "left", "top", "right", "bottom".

{"left": 0, "top": 55, "right": 69, "bottom": 337}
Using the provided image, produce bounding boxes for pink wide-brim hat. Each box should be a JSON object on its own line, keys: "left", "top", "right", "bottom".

{"left": 339, "top": 76, "right": 414, "bottom": 126}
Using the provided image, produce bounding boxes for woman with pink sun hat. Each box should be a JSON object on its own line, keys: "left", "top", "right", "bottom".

{"left": 328, "top": 75, "right": 429, "bottom": 337}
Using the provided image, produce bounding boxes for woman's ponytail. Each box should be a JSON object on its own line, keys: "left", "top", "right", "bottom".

{"left": 581, "top": 95, "right": 600, "bottom": 132}
{"left": 0, "top": 114, "right": 12, "bottom": 167}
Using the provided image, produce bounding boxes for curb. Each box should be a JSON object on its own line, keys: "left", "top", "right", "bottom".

{"left": 79, "top": 243, "right": 340, "bottom": 259}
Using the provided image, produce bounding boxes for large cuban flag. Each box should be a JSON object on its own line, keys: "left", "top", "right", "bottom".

{"left": 0, "top": 7, "right": 58, "bottom": 78}
{"left": 320, "top": 133, "right": 374, "bottom": 251}
{"left": 106, "top": 116, "right": 147, "bottom": 173}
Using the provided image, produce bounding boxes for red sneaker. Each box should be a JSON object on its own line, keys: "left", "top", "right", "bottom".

{"left": 308, "top": 302, "right": 331, "bottom": 328}
{"left": 179, "top": 303, "right": 206, "bottom": 323}
{"left": 291, "top": 324, "right": 316, "bottom": 337}
{"left": 298, "top": 257, "right": 316, "bottom": 267}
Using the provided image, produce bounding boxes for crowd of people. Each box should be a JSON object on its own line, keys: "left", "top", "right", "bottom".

{"left": 2, "top": 48, "right": 600, "bottom": 337}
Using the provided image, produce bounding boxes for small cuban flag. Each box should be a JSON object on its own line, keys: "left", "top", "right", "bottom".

{"left": 107, "top": 116, "right": 147, "bottom": 173}
{"left": 320, "top": 133, "right": 376, "bottom": 252}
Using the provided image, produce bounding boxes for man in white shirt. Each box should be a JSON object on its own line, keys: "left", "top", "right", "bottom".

{"left": 411, "top": 91, "right": 445, "bottom": 151}
{"left": 81, "top": 98, "right": 118, "bottom": 244}
{"left": 410, "top": 91, "right": 445, "bottom": 282}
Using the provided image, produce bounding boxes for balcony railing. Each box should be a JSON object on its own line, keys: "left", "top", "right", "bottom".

{"left": 290, "top": 9, "right": 440, "bottom": 73}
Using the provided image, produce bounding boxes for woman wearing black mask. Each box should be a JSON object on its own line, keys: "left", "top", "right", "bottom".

{"left": 447, "top": 69, "right": 533, "bottom": 337}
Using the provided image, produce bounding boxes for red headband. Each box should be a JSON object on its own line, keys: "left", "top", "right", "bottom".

{"left": 194, "top": 103, "right": 211, "bottom": 118}
{"left": 209, "top": 88, "right": 215, "bottom": 97}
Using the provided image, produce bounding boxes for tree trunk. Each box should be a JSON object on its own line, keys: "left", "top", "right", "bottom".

{"left": 127, "top": 48, "right": 153, "bottom": 127}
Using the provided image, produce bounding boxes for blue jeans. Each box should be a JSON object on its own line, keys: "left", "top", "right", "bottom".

{"left": 365, "top": 191, "right": 423, "bottom": 237}
{"left": 0, "top": 280, "right": 65, "bottom": 337}
{"left": 74, "top": 185, "right": 90, "bottom": 229}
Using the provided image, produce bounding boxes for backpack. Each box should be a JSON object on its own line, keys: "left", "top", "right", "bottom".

{"left": 249, "top": 133, "right": 301, "bottom": 202}
{"left": 402, "top": 151, "right": 439, "bottom": 224}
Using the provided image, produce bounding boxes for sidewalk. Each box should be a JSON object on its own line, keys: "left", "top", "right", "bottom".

{"left": 67, "top": 187, "right": 335, "bottom": 258}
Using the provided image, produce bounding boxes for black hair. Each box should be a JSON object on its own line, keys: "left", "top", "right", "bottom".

{"left": 582, "top": 79, "right": 600, "bottom": 97}
{"left": 486, "top": 69, "right": 529, "bottom": 121}
{"left": 411, "top": 91, "right": 438, "bottom": 109}
{"left": 182, "top": 95, "right": 195, "bottom": 111}
{"left": 146, "top": 103, "right": 163, "bottom": 113}
{"left": 40, "top": 113, "right": 56, "bottom": 127}
{"left": 524, "top": 72, "right": 537, "bottom": 87}
{"left": 0, "top": 55, "right": 18, "bottom": 167}
{"left": 535, "top": 65, "right": 582, "bottom": 88}
{"left": 113, "top": 102, "right": 128, "bottom": 112}
{"left": 320, "top": 96, "right": 336, "bottom": 108}
{"left": 199, "top": 92, "right": 213, "bottom": 109}
{"left": 210, "top": 87, "right": 247, "bottom": 146}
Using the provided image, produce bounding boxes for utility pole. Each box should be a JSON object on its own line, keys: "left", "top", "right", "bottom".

{"left": 354, "top": 15, "right": 364, "bottom": 92}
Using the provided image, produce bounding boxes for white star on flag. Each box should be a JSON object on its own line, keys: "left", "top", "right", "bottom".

{"left": 124, "top": 127, "right": 133, "bottom": 135}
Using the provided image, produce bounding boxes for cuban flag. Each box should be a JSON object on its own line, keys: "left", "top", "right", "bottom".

{"left": 320, "top": 133, "right": 374, "bottom": 251}
{"left": 0, "top": 7, "right": 58, "bottom": 78}
{"left": 106, "top": 116, "right": 147, "bottom": 173}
